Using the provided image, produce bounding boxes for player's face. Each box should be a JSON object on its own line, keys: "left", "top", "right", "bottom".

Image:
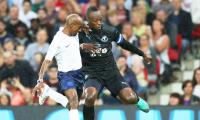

{"left": 88, "top": 11, "right": 102, "bottom": 30}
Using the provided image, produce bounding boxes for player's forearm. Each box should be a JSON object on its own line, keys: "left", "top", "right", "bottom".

{"left": 38, "top": 60, "right": 51, "bottom": 82}
{"left": 119, "top": 40, "right": 144, "bottom": 57}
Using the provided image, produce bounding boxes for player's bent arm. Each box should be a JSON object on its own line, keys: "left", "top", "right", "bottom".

{"left": 38, "top": 60, "right": 51, "bottom": 82}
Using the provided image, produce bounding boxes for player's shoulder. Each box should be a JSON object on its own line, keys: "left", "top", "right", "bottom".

{"left": 102, "top": 23, "right": 117, "bottom": 33}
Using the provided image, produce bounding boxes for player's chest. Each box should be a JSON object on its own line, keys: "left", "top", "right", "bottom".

{"left": 84, "top": 32, "right": 112, "bottom": 44}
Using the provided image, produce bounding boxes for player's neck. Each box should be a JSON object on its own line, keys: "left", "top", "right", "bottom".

{"left": 62, "top": 27, "right": 70, "bottom": 36}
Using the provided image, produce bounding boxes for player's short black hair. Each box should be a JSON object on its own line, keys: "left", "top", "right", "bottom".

{"left": 86, "top": 6, "right": 98, "bottom": 19}
{"left": 182, "top": 80, "right": 193, "bottom": 90}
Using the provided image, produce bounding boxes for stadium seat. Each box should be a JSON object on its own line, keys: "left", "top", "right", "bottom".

{"left": 136, "top": 110, "right": 162, "bottom": 120}
{"left": 170, "top": 110, "right": 194, "bottom": 120}
{"left": 0, "top": 110, "right": 15, "bottom": 120}
{"left": 45, "top": 109, "right": 83, "bottom": 120}
{"left": 97, "top": 110, "right": 126, "bottom": 120}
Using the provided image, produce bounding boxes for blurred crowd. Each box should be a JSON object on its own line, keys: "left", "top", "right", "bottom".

{"left": 0, "top": 0, "right": 200, "bottom": 106}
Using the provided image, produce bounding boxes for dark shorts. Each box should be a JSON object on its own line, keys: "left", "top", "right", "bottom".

{"left": 84, "top": 69, "right": 129, "bottom": 97}
{"left": 57, "top": 69, "right": 84, "bottom": 98}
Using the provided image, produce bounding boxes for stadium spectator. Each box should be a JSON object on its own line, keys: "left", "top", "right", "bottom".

{"left": 169, "top": 0, "right": 193, "bottom": 57}
{"left": 181, "top": 80, "right": 200, "bottom": 105}
{"left": 0, "top": 0, "right": 9, "bottom": 21}
{"left": 117, "top": 56, "right": 140, "bottom": 93}
{"left": 24, "top": 28, "right": 49, "bottom": 71}
{"left": 0, "top": 19, "right": 13, "bottom": 45}
{"left": 0, "top": 51, "right": 37, "bottom": 88}
{"left": 122, "top": 22, "right": 138, "bottom": 46}
{"left": 151, "top": 19, "right": 171, "bottom": 84}
{"left": 169, "top": 92, "right": 181, "bottom": 106}
{"left": 19, "top": 0, "right": 38, "bottom": 28}
{"left": 152, "top": 0, "right": 173, "bottom": 15}
{"left": 44, "top": 64, "right": 59, "bottom": 106}
{"left": 54, "top": 7, "right": 69, "bottom": 33}
{"left": 44, "top": 0, "right": 58, "bottom": 42}
{"left": 28, "top": 18, "right": 40, "bottom": 41}
{"left": 156, "top": 9, "right": 177, "bottom": 48}
{"left": 131, "top": 8, "right": 150, "bottom": 38}
{"left": 32, "top": 0, "right": 44, "bottom": 13}
{"left": 37, "top": 8, "right": 48, "bottom": 27}
{"left": 16, "top": 45, "right": 25, "bottom": 60}
{"left": 6, "top": 6, "right": 27, "bottom": 37}
{"left": 0, "top": 92, "right": 11, "bottom": 106}
{"left": 106, "top": 9, "right": 122, "bottom": 32}
{"left": 116, "top": 0, "right": 129, "bottom": 23}
{"left": 99, "top": 4, "right": 107, "bottom": 21}
{"left": 15, "top": 25, "right": 32, "bottom": 47}
{"left": 3, "top": 38, "right": 15, "bottom": 52}
{"left": 136, "top": 0, "right": 155, "bottom": 25}
{"left": 192, "top": 67, "right": 200, "bottom": 98}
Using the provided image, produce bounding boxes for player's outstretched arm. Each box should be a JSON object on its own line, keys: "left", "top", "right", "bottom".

{"left": 32, "top": 60, "right": 51, "bottom": 96}
{"left": 117, "top": 36, "right": 152, "bottom": 64}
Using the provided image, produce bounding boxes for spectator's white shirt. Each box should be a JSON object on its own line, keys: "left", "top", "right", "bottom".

{"left": 193, "top": 85, "right": 200, "bottom": 98}
{"left": 191, "top": 0, "right": 200, "bottom": 24}
{"left": 19, "top": 10, "right": 38, "bottom": 28}
{"left": 45, "top": 27, "right": 82, "bottom": 72}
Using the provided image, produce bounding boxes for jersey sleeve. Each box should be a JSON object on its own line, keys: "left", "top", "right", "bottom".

{"left": 112, "top": 29, "right": 124, "bottom": 44}
{"left": 45, "top": 34, "right": 59, "bottom": 61}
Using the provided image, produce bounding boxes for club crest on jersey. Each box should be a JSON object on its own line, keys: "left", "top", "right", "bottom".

{"left": 101, "top": 35, "right": 108, "bottom": 42}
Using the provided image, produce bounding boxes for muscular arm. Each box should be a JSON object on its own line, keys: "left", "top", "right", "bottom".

{"left": 118, "top": 40, "right": 145, "bottom": 57}
{"left": 38, "top": 60, "right": 51, "bottom": 82}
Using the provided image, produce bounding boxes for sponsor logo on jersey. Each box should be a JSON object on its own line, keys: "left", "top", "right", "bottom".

{"left": 101, "top": 35, "right": 108, "bottom": 42}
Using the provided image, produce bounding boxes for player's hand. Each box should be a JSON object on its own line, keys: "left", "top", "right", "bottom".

{"left": 80, "top": 43, "right": 97, "bottom": 53}
{"left": 32, "top": 82, "right": 44, "bottom": 96}
{"left": 143, "top": 54, "right": 152, "bottom": 64}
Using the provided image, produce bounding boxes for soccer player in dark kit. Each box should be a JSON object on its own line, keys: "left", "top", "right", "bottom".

{"left": 79, "top": 7, "right": 152, "bottom": 120}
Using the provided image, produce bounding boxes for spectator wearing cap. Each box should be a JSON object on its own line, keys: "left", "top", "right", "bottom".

{"left": 19, "top": 0, "right": 38, "bottom": 28}
{"left": 24, "top": 28, "right": 49, "bottom": 71}
{"left": 0, "top": 19, "right": 13, "bottom": 45}
{"left": 6, "top": 5, "right": 27, "bottom": 37}
{"left": 181, "top": 80, "right": 200, "bottom": 105}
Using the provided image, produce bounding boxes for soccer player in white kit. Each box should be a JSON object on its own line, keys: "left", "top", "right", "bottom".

{"left": 32, "top": 14, "right": 84, "bottom": 120}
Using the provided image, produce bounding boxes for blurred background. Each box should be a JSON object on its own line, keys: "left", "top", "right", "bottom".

{"left": 0, "top": 0, "right": 200, "bottom": 120}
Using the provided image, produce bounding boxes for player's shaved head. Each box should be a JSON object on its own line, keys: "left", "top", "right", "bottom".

{"left": 65, "top": 14, "right": 83, "bottom": 26}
